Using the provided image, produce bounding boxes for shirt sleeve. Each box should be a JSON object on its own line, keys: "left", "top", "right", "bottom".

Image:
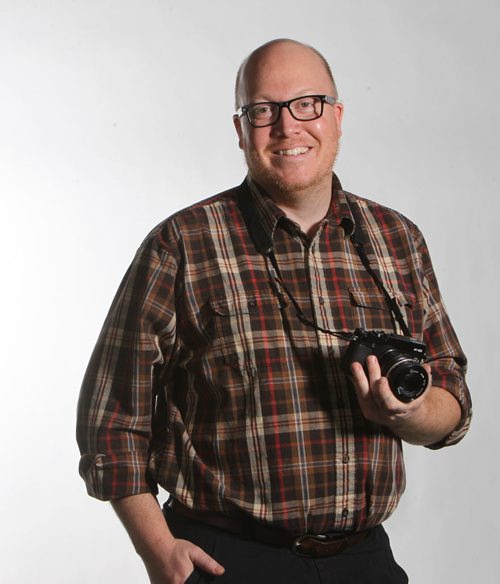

{"left": 76, "top": 231, "right": 179, "bottom": 500}
{"left": 414, "top": 226, "right": 472, "bottom": 449}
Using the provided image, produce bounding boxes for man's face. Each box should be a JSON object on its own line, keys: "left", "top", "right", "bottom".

{"left": 234, "top": 42, "right": 343, "bottom": 199}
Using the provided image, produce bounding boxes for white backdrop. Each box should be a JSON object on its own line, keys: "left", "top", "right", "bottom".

{"left": 1, "top": 1, "right": 498, "bottom": 582}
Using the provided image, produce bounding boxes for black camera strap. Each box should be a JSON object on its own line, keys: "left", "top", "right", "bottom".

{"left": 266, "top": 196, "right": 412, "bottom": 341}
{"left": 267, "top": 251, "right": 352, "bottom": 342}
{"left": 344, "top": 196, "right": 412, "bottom": 338}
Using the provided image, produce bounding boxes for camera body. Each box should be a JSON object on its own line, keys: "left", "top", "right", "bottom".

{"left": 342, "top": 328, "right": 428, "bottom": 402}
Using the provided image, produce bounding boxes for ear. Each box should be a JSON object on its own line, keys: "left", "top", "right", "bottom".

{"left": 334, "top": 102, "right": 344, "bottom": 138}
{"left": 233, "top": 114, "right": 244, "bottom": 150}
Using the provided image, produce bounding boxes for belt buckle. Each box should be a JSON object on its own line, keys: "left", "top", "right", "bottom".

{"left": 292, "top": 533, "right": 328, "bottom": 558}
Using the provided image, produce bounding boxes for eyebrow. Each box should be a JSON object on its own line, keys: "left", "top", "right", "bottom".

{"left": 247, "top": 90, "right": 320, "bottom": 103}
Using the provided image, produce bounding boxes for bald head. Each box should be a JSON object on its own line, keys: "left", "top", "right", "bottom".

{"left": 235, "top": 39, "right": 338, "bottom": 110}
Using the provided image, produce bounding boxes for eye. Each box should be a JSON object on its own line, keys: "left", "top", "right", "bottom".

{"left": 250, "top": 104, "right": 273, "bottom": 118}
{"left": 295, "top": 97, "right": 317, "bottom": 112}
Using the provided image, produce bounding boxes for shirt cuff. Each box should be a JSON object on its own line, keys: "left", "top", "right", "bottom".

{"left": 79, "top": 450, "right": 158, "bottom": 501}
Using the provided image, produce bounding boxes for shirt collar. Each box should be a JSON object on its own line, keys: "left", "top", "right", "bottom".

{"left": 239, "top": 173, "right": 355, "bottom": 254}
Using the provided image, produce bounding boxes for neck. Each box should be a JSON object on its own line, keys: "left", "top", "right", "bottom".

{"left": 265, "top": 178, "right": 333, "bottom": 237}
{"left": 277, "top": 196, "right": 330, "bottom": 237}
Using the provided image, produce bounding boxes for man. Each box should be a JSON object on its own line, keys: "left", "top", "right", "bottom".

{"left": 77, "top": 39, "right": 471, "bottom": 584}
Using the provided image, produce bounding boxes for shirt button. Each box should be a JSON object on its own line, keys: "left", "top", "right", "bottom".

{"left": 342, "top": 453, "right": 350, "bottom": 463}
{"left": 248, "top": 299, "right": 257, "bottom": 308}
{"left": 342, "top": 508, "right": 349, "bottom": 518}
{"left": 319, "top": 297, "right": 325, "bottom": 305}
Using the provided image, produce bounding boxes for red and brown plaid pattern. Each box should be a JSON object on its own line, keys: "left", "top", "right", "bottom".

{"left": 77, "top": 174, "right": 471, "bottom": 535}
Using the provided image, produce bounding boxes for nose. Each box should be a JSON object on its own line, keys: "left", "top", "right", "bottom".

{"left": 271, "top": 105, "right": 301, "bottom": 136}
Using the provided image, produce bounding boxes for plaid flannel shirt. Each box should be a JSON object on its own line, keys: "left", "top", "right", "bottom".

{"left": 77, "top": 174, "right": 471, "bottom": 534}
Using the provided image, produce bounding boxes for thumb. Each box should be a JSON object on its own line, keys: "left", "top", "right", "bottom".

{"left": 189, "top": 545, "right": 225, "bottom": 576}
{"left": 423, "top": 363, "right": 433, "bottom": 388}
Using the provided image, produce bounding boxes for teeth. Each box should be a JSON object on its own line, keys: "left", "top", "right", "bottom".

{"left": 278, "top": 147, "right": 309, "bottom": 156}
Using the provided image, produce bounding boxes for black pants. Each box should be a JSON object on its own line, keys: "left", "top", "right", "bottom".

{"left": 165, "top": 507, "right": 409, "bottom": 584}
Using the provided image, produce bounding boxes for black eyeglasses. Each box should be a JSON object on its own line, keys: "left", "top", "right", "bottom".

{"left": 236, "top": 94, "right": 337, "bottom": 128}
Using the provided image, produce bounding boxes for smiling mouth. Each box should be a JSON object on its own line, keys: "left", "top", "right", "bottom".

{"left": 276, "top": 146, "right": 310, "bottom": 156}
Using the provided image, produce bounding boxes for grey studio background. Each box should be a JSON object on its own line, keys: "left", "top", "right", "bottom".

{"left": 0, "top": 1, "right": 498, "bottom": 583}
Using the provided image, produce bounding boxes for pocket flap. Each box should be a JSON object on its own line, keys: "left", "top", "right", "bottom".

{"left": 349, "top": 286, "right": 415, "bottom": 310}
{"left": 209, "top": 293, "right": 281, "bottom": 316}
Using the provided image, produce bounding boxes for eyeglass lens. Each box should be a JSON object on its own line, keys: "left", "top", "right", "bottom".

{"left": 247, "top": 96, "right": 324, "bottom": 127}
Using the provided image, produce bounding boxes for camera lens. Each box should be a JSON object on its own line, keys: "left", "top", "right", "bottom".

{"left": 378, "top": 350, "right": 428, "bottom": 402}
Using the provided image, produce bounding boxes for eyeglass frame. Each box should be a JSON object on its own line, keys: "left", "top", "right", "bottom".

{"left": 235, "top": 94, "right": 337, "bottom": 128}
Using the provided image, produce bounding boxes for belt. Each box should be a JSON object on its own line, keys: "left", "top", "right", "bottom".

{"left": 169, "top": 500, "right": 372, "bottom": 558}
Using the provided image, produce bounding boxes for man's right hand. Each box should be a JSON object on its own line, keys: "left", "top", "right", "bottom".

{"left": 110, "top": 493, "right": 224, "bottom": 584}
{"left": 143, "top": 538, "right": 225, "bottom": 584}
{"left": 143, "top": 539, "right": 224, "bottom": 584}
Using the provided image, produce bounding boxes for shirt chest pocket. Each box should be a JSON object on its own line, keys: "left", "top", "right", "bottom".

{"left": 206, "top": 293, "right": 285, "bottom": 378}
{"left": 348, "top": 286, "right": 418, "bottom": 335}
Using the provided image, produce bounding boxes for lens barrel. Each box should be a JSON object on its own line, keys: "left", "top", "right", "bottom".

{"left": 379, "top": 350, "right": 428, "bottom": 402}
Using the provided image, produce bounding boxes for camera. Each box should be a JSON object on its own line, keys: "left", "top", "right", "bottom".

{"left": 341, "top": 328, "right": 428, "bottom": 402}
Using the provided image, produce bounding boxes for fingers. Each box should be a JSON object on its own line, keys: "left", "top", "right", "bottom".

{"left": 365, "top": 356, "right": 398, "bottom": 407}
{"left": 423, "top": 363, "right": 433, "bottom": 389}
{"left": 350, "top": 361, "right": 370, "bottom": 397}
{"left": 158, "top": 539, "right": 225, "bottom": 583}
{"left": 189, "top": 544, "right": 225, "bottom": 576}
{"left": 350, "top": 356, "right": 405, "bottom": 419}
{"left": 351, "top": 356, "right": 391, "bottom": 402}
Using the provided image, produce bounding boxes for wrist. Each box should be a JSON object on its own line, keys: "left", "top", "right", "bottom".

{"left": 134, "top": 531, "right": 176, "bottom": 561}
